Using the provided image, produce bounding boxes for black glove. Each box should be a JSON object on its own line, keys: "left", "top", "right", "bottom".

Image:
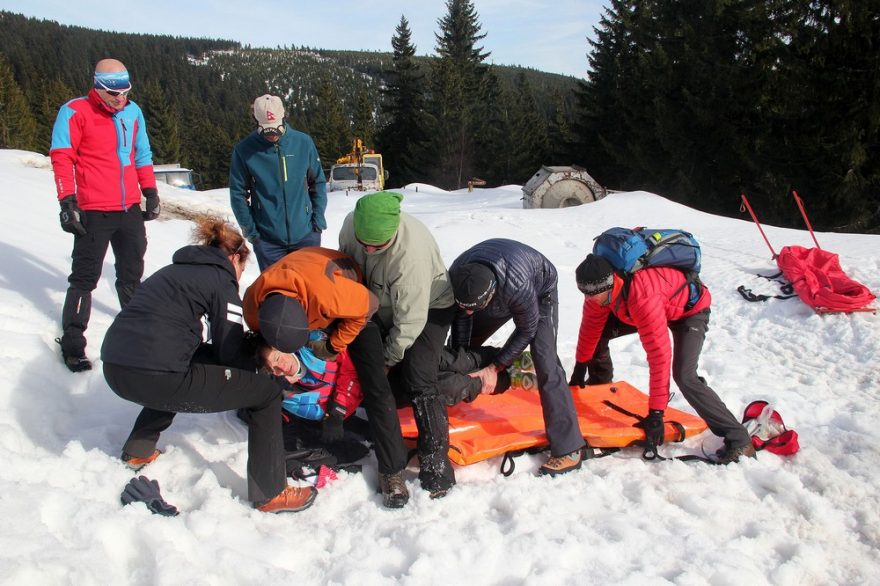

{"left": 308, "top": 337, "right": 338, "bottom": 362}
{"left": 568, "top": 361, "right": 588, "bottom": 387}
{"left": 321, "top": 402, "right": 346, "bottom": 444}
{"left": 493, "top": 369, "right": 511, "bottom": 395}
{"left": 59, "top": 195, "right": 86, "bottom": 236}
{"left": 142, "top": 187, "right": 160, "bottom": 221}
{"left": 634, "top": 409, "right": 665, "bottom": 457}
{"left": 462, "top": 377, "right": 483, "bottom": 404}
{"left": 120, "top": 475, "right": 179, "bottom": 516}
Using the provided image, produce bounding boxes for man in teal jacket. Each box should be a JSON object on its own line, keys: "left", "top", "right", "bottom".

{"left": 229, "top": 95, "right": 327, "bottom": 271}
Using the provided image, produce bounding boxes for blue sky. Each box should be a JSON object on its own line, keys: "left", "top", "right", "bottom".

{"left": 0, "top": 0, "right": 607, "bottom": 78}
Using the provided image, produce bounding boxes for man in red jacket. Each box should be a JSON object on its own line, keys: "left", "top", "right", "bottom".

{"left": 50, "top": 58, "right": 159, "bottom": 372}
{"left": 570, "top": 254, "right": 754, "bottom": 464}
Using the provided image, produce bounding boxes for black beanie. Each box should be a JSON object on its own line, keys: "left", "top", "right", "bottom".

{"left": 576, "top": 254, "right": 615, "bottom": 295}
{"left": 452, "top": 263, "right": 496, "bottom": 309}
{"left": 258, "top": 294, "right": 309, "bottom": 352}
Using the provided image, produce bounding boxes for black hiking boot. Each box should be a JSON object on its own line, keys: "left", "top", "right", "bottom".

{"left": 378, "top": 471, "right": 409, "bottom": 508}
{"left": 417, "top": 449, "right": 456, "bottom": 499}
{"left": 420, "top": 472, "right": 455, "bottom": 500}
{"left": 63, "top": 354, "right": 92, "bottom": 373}
{"left": 411, "top": 395, "right": 456, "bottom": 498}
{"left": 714, "top": 443, "right": 757, "bottom": 464}
{"left": 56, "top": 337, "right": 91, "bottom": 373}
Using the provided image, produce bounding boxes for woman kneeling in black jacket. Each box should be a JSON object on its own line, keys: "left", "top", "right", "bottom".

{"left": 102, "top": 215, "right": 315, "bottom": 514}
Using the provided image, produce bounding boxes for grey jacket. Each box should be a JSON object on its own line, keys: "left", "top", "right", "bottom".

{"left": 339, "top": 211, "right": 454, "bottom": 366}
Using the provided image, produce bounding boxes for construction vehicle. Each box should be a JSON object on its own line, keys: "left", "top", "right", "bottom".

{"left": 327, "top": 138, "right": 388, "bottom": 193}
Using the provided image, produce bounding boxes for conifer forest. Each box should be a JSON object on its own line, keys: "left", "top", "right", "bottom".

{"left": 0, "top": 1, "right": 877, "bottom": 232}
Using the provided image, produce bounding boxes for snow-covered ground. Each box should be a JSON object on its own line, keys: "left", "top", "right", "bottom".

{"left": 0, "top": 149, "right": 878, "bottom": 585}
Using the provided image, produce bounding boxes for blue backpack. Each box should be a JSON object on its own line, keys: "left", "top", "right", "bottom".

{"left": 592, "top": 227, "right": 703, "bottom": 309}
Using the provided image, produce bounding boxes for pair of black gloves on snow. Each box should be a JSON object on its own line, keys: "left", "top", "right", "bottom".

{"left": 59, "top": 188, "right": 160, "bottom": 235}
{"left": 569, "top": 361, "right": 665, "bottom": 453}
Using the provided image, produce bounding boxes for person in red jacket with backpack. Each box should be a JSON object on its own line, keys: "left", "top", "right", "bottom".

{"left": 50, "top": 58, "right": 159, "bottom": 372}
{"left": 570, "top": 254, "right": 754, "bottom": 464}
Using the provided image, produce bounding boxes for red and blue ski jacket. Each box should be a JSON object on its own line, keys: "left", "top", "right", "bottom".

{"left": 575, "top": 267, "right": 711, "bottom": 411}
{"left": 50, "top": 89, "right": 156, "bottom": 210}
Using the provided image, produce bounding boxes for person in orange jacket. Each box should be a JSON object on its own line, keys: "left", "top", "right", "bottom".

{"left": 242, "top": 247, "right": 410, "bottom": 508}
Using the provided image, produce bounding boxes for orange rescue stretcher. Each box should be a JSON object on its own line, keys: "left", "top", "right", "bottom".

{"left": 398, "top": 382, "right": 708, "bottom": 467}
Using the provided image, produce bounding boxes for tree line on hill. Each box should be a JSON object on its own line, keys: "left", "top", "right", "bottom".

{"left": 0, "top": 1, "right": 877, "bottom": 232}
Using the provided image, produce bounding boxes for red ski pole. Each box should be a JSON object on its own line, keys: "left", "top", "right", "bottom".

{"left": 792, "top": 190, "right": 821, "bottom": 249}
{"left": 740, "top": 194, "right": 777, "bottom": 259}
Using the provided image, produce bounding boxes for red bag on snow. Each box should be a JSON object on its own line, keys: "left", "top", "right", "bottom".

{"left": 741, "top": 400, "right": 800, "bottom": 455}
{"left": 776, "top": 245, "right": 875, "bottom": 313}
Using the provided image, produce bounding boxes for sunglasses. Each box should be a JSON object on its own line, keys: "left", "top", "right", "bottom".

{"left": 95, "top": 79, "right": 131, "bottom": 97}
{"left": 259, "top": 125, "right": 284, "bottom": 138}
{"left": 356, "top": 236, "right": 393, "bottom": 252}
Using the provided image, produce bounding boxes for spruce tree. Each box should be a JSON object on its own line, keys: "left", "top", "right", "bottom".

{"left": 768, "top": 0, "right": 880, "bottom": 230}
{"left": 472, "top": 68, "right": 512, "bottom": 184}
{"left": 573, "top": 0, "right": 638, "bottom": 188}
{"left": 36, "top": 78, "right": 75, "bottom": 154}
{"left": 0, "top": 54, "right": 38, "bottom": 151}
{"left": 376, "top": 15, "right": 430, "bottom": 188}
{"left": 352, "top": 90, "right": 376, "bottom": 147}
{"left": 180, "top": 96, "right": 231, "bottom": 189}
{"left": 139, "top": 80, "right": 181, "bottom": 164}
{"left": 548, "top": 90, "right": 577, "bottom": 166}
{"left": 509, "top": 71, "right": 550, "bottom": 183}
{"left": 310, "top": 76, "right": 350, "bottom": 164}
{"left": 428, "top": 0, "right": 491, "bottom": 190}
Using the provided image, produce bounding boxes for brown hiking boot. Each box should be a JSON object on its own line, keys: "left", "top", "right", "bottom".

{"left": 121, "top": 449, "right": 161, "bottom": 472}
{"left": 714, "top": 443, "right": 757, "bottom": 464}
{"left": 256, "top": 485, "right": 318, "bottom": 514}
{"left": 378, "top": 472, "right": 410, "bottom": 508}
{"left": 538, "top": 449, "right": 583, "bottom": 477}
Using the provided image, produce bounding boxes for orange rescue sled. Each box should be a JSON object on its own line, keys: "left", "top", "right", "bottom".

{"left": 398, "top": 382, "right": 708, "bottom": 466}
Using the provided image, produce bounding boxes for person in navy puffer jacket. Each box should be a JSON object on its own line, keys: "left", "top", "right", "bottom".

{"left": 449, "top": 239, "right": 586, "bottom": 477}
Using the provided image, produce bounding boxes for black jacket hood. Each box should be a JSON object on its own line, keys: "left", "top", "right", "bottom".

{"left": 172, "top": 245, "right": 236, "bottom": 277}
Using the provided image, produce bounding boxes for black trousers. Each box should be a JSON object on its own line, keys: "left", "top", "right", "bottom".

{"left": 346, "top": 321, "right": 408, "bottom": 475}
{"left": 387, "top": 305, "right": 456, "bottom": 489}
{"left": 589, "top": 310, "right": 751, "bottom": 448}
{"left": 467, "top": 290, "right": 585, "bottom": 457}
{"left": 104, "top": 358, "right": 287, "bottom": 504}
{"left": 62, "top": 208, "right": 146, "bottom": 357}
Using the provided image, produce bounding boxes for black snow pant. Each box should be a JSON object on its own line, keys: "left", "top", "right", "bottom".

{"left": 61, "top": 207, "right": 146, "bottom": 358}
{"left": 346, "top": 321, "right": 408, "bottom": 475}
{"left": 435, "top": 346, "right": 501, "bottom": 405}
{"left": 387, "top": 304, "right": 456, "bottom": 493}
{"left": 466, "top": 291, "right": 585, "bottom": 457}
{"left": 104, "top": 357, "right": 287, "bottom": 505}
{"left": 588, "top": 309, "right": 751, "bottom": 448}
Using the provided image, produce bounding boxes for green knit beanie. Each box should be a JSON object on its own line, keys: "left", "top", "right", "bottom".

{"left": 353, "top": 192, "right": 403, "bottom": 244}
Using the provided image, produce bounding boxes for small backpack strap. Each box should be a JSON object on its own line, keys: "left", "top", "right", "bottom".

{"left": 500, "top": 450, "right": 526, "bottom": 477}
{"left": 737, "top": 285, "right": 798, "bottom": 302}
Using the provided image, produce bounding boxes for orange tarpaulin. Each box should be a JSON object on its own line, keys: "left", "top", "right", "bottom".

{"left": 398, "top": 382, "right": 708, "bottom": 466}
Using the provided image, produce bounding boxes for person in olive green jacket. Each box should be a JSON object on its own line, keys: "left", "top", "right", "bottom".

{"left": 339, "top": 192, "right": 457, "bottom": 498}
